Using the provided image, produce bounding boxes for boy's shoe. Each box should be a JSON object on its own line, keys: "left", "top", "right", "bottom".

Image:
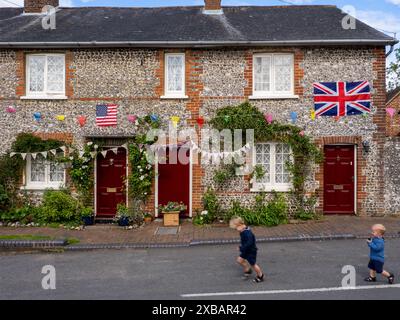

{"left": 364, "top": 276, "right": 376, "bottom": 282}
{"left": 242, "top": 269, "right": 252, "bottom": 279}
{"left": 253, "top": 274, "right": 264, "bottom": 283}
{"left": 388, "top": 274, "right": 395, "bottom": 285}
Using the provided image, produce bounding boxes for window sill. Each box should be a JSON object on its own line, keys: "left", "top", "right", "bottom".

{"left": 248, "top": 95, "right": 299, "bottom": 100}
{"left": 21, "top": 184, "right": 64, "bottom": 191}
{"left": 250, "top": 186, "right": 292, "bottom": 192}
{"left": 160, "top": 95, "right": 189, "bottom": 100}
{"left": 20, "top": 95, "right": 68, "bottom": 100}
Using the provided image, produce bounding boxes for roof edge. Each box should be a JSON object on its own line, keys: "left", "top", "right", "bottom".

{"left": 0, "top": 39, "right": 397, "bottom": 49}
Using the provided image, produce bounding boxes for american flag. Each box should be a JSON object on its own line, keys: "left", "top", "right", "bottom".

{"left": 313, "top": 81, "right": 371, "bottom": 117}
{"left": 96, "top": 104, "right": 118, "bottom": 126}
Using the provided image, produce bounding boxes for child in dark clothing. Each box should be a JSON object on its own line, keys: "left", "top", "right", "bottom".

{"left": 230, "top": 217, "right": 264, "bottom": 283}
{"left": 364, "top": 224, "right": 394, "bottom": 284}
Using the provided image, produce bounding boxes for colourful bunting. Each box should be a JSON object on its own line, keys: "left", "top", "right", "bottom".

{"left": 33, "top": 112, "right": 42, "bottom": 121}
{"left": 150, "top": 114, "right": 159, "bottom": 122}
{"left": 77, "top": 115, "right": 87, "bottom": 127}
{"left": 386, "top": 107, "right": 396, "bottom": 118}
{"left": 56, "top": 115, "right": 65, "bottom": 122}
{"left": 310, "top": 110, "right": 316, "bottom": 121}
{"left": 6, "top": 106, "right": 16, "bottom": 113}
{"left": 290, "top": 111, "right": 297, "bottom": 124}
{"left": 197, "top": 116, "right": 205, "bottom": 129}
{"left": 264, "top": 114, "right": 273, "bottom": 124}
{"left": 127, "top": 114, "right": 138, "bottom": 123}
{"left": 171, "top": 116, "right": 180, "bottom": 128}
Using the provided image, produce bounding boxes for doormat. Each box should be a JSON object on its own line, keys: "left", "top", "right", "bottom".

{"left": 155, "top": 227, "right": 180, "bottom": 235}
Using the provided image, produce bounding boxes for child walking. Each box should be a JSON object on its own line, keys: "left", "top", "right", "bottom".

{"left": 364, "top": 224, "right": 395, "bottom": 284}
{"left": 230, "top": 217, "right": 264, "bottom": 283}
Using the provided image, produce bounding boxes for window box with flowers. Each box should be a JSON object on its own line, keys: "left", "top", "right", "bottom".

{"left": 159, "top": 202, "right": 187, "bottom": 227}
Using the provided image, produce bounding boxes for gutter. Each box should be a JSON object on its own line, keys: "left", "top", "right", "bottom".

{"left": 0, "top": 39, "right": 397, "bottom": 48}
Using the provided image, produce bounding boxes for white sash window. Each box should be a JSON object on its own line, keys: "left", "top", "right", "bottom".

{"left": 163, "top": 53, "right": 186, "bottom": 98}
{"left": 252, "top": 53, "right": 294, "bottom": 98}
{"left": 25, "top": 54, "right": 66, "bottom": 99}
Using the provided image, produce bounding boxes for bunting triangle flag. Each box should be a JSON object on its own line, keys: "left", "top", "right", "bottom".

{"left": 21, "top": 153, "right": 27, "bottom": 160}
{"left": 50, "top": 149, "right": 57, "bottom": 156}
{"left": 101, "top": 150, "right": 108, "bottom": 158}
{"left": 9, "top": 152, "right": 16, "bottom": 158}
{"left": 112, "top": 148, "right": 118, "bottom": 155}
{"left": 41, "top": 151, "right": 48, "bottom": 158}
{"left": 60, "top": 146, "right": 67, "bottom": 152}
{"left": 31, "top": 153, "right": 37, "bottom": 160}
{"left": 90, "top": 152, "right": 97, "bottom": 158}
{"left": 79, "top": 151, "right": 85, "bottom": 158}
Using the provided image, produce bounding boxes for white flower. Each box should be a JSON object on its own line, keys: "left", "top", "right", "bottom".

{"left": 94, "top": 144, "right": 99, "bottom": 149}
{"left": 69, "top": 156, "right": 74, "bottom": 160}
{"left": 144, "top": 192, "right": 147, "bottom": 195}
{"left": 201, "top": 210, "right": 208, "bottom": 216}
{"left": 139, "top": 168, "right": 143, "bottom": 172}
{"left": 87, "top": 142, "right": 93, "bottom": 146}
{"left": 139, "top": 176, "right": 144, "bottom": 180}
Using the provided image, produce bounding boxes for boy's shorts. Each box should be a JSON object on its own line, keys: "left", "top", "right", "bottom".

{"left": 368, "top": 259, "right": 384, "bottom": 274}
{"left": 240, "top": 252, "right": 257, "bottom": 266}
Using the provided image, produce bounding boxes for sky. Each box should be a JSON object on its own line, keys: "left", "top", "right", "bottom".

{"left": 1, "top": 0, "right": 399, "bottom": 60}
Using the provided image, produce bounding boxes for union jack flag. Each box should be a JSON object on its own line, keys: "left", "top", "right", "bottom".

{"left": 313, "top": 81, "right": 371, "bottom": 117}
{"left": 96, "top": 104, "right": 118, "bottom": 127}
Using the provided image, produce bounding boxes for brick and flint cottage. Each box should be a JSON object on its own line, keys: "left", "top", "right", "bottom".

{"left": 0, "top": 0, "right": 398, "bottom": 219}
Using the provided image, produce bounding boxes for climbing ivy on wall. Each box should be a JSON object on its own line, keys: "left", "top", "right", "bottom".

{"left": 210, "top": 101, "right": 323, "bottom": 216}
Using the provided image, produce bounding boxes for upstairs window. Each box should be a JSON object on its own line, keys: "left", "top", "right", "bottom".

{"left": 26, "top": 54, "right": 65, "bottom": 98}
{"left": 253, "top": 53, "right": 294, "bottom": 98}
{"left": 164, "top": 53, "right": 186, "bottom": 98}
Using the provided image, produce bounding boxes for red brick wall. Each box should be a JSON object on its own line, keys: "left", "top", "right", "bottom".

{"left": 386, "top": 93, "right": 400, "bottom": 136}
{"left": 24, "top": 0, "right": 59, "bottom": 13}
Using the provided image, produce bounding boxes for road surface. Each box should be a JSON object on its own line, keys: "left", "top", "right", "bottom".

{"left": 1, "top": 239, "right": 399, "bottom": 300}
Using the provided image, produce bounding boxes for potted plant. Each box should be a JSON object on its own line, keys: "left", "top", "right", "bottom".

{"left": 143, "top": 212, "right": 153, "bottom": 224}
{"left": 159, "top": 201, "right": 187, "bottom": 227}
{"left": 115, "top": 203, "right": 130, "bottom": 227}
{"left": 81, "top": 207, "right": 95, "bottom": 226}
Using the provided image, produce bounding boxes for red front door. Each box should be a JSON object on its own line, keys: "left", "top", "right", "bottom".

{"left": 157, "top": 146, "right": 190, "bottom": 217}
{"left": 96, "top": 147, "right": 127, "bottom": 218}
{"left": 323, "top": 145, "right": 355, "bottom": 214}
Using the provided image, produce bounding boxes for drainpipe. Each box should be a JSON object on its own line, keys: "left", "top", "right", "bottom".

{"left": 386, "top": 42, "right": 396, "bottom": 58}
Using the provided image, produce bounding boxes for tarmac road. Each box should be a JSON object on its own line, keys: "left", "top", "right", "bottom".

{"left": 1, "top": 239, "right": 400, "bottom": 300}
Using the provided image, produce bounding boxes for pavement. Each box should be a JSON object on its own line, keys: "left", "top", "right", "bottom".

{"left": 0, "top": 215, "right": 400, "bottom": 250}
{"left": 1, "top": 239, "right": 400, "bottom": 300}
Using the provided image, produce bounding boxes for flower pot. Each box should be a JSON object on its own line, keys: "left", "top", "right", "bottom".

{"left": 144, "top": 216, "right": 153, "bottom": 224}
{"left": 163, "top": 211, "right": 180, "bottom": 227}
{"left": 118, "top": 217, "right": 130, "bottom": 227}
{"left": 82, "top": 216, "right": 94, "bottom": 226}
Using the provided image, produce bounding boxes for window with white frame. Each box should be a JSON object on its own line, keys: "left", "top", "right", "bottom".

{"left": 253, "top": 53, "right": 294, "bottom": 97}
{"left": 25, "top": 153, "right": 65, "bottom": 190}
{"left": 252, "top": 143, "right": 292, "bottom": 191}
{"left": 164, "top": 53, "right": 186, "bottom": 97}
{"left": 26, "top": 54, "right": 65, "bottom": 98}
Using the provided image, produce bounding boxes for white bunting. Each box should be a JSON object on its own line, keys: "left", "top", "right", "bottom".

{"left": 21, "top": 153, "right": 27, "bottom": 160}
{"left": 50, "top": 149, "right": 57, "bottom": 156}
{"left": 79, "top": 151, "right": 85, "bottom": 158}
{"left": 9, "top": 152, "right": 16, "bottom": 158}
{"left": 101, "top": 150, "right": 108, "bottom": 158}
{"left": 69, "top": 147, "right": 75, "bottom": 154}
{"left": 90, "top": 152, "right": 97, "bottom": 158}
{"left": 41, "top": 151, "right": 48, "bottom": 158}
{"left": 31, "top": 153, "right": 37, "bottom": 160}
{"left": 60, "top": 146, "right": 67, "bottom": 152}
{"left": 112, "top": 148, "right": 118, "bottom": 155}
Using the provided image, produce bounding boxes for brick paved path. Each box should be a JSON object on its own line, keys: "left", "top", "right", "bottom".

{"left": 1, "top": 215, "right": 399, "bottom": 246}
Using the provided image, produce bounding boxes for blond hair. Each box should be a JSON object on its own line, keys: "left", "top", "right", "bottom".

{"left": 372, "top": 224, "right": 386, "bottom": 235}
{"left": 229, "top": 216, "right": 245, "bottom": 229}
